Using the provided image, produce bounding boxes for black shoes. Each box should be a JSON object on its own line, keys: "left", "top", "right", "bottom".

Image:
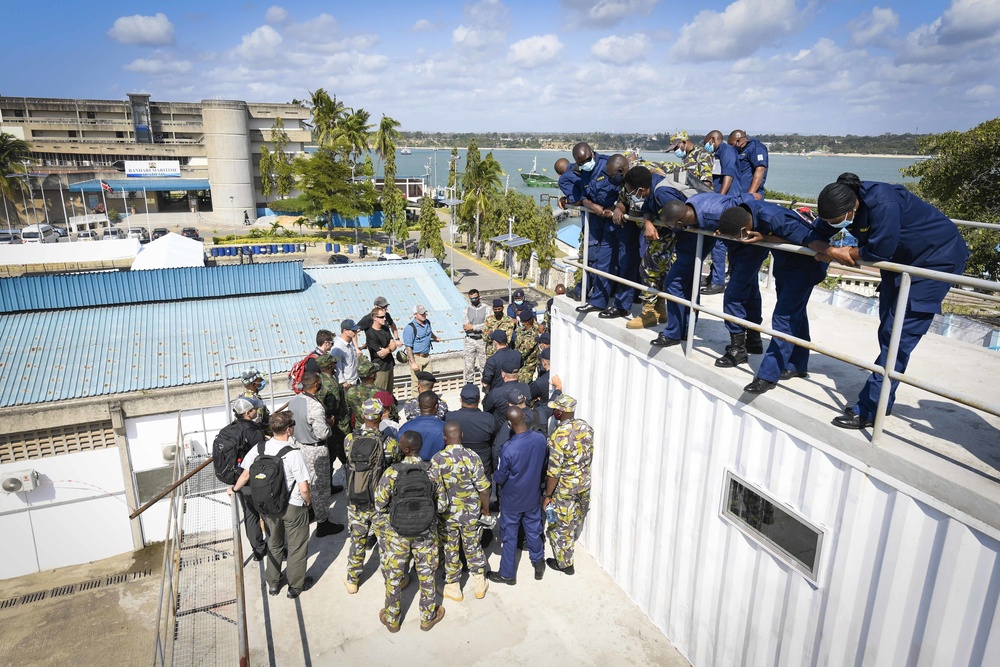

{"left": 598, "top": 306, "right": 627, "bottom": 319}
{"left": 533, "top": 560, "right": 546, "bottom": 580}
{"left": 545, "top": 558, "right": 575, "bottom": 575}
{"left": 575, "top": 303, "right": 601, "bottom": 313}
{"left": 746, "top": 330, "right": 764, "bottom": 354}
{"left": 252, "top": 550, "right": 267, "bottom": 562}
{"left": 481, "top": 529, "right": 494, "bottom": 550}
{"left": 744, "top": 378, "right": 777, "bottom": 394}
{"left": 701, "top": 284, "right": 725, "bottom": 295}
{"left": 651, "top": 333, "right": 682, "bottom": 347}
{"left": 486, "top": 571, "right": 516, "bottom": 585}
{"left": 286, "top": 576, "right": 314, "bottom": 599}
{"left": 832, "top": 413, "right": 874, "bottom": 429}
{"left": 267, "top": 582, "right": 282, "bottom": 596}
{"left": 330, "top": 484, "right": 345, "bottom": 495}
{"left": 779, "top": 370, "right": 809, "bottom": 381}
{"left": 315, "top": 521, "right": 345, "bottom": 537}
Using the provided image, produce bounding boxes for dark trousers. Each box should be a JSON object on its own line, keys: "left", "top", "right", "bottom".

{"left": 237, "top": 487, "right": 266, "bottom": 556}
{"left": 661, "top": 235, "right": 715, "bottom": 340}
{"left": 589, "top": 221, "right": 640, "bottom": 311}
{"left": 722, "top": 242, "right": 768, "bottom": 335}
{"left": 756, "top": 275, "right": 816, "bottom": 382}
{"left": 498, "top": 506, "right": 544, "bottom": 578}
{"left": 709, "top": 239, "right": 728, "bottom": 285}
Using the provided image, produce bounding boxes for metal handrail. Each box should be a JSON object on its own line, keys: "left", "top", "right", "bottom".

{"left": 570, "top": 205, "right": 1000, "bottom": 445}
{"left": 763, "top": 200, "right": 1000, "bottom": 232}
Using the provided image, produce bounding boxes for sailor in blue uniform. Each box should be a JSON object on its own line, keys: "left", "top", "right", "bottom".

{"left": 555, "top": 158, "right": 582, "bottom": 208}
{"left": 728, "top": 129, "right": 768, "bottom": 197}
{"left": 649, "top": 190, "right": 759, "bottom": 347}
{"left": 717, "top": 201, "right": 836, "bottom": 393}
{"left": 575, "top": 153, "right": 635, "bottom": 319}
{"left": 703, "top": 130, "right": 740, "bottom": 295}
{"left": 807, "top": 173, "right": 969, "bottom": 428}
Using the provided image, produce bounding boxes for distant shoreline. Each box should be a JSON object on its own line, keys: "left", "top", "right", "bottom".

{"left": 400, "top": 146, "right": 925, "bottom": 159}
{"left": 770, "top": 152, "right": 925, "bottom": 159}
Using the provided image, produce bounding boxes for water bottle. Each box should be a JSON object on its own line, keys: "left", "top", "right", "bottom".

{"left": 546, "top": 504, "right": 557, "bottom": 524}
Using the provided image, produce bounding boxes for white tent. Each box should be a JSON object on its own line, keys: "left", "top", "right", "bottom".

{"left": 130, "top": 233, "right": 205, "bottom": 270}
{"left": 0, "top": 238, "right": 141, "bottom": 266}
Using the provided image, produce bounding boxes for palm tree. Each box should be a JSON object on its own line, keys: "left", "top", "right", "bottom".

{"left": 306, "top": 89, "right": 346, "bottom": 148}
{"left": 336, "top": 108, "right": 373, "bottom": 163}
{"left": 374, "top": 114, "right": 401, "bottom": 172}
{"left": 0, "top": 132, "right": 30, "bottom": 198}
{"left": 459, "top": 152, "right": 503, "bottom": 257}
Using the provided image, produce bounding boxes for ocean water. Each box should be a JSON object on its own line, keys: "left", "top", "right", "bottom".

{"left": 386, "top": 148, "right": 919, "bottom": 201}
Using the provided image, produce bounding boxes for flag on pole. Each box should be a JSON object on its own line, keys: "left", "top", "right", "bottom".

{"left": 100, "top": 180, "right": 113, "bottom": 192}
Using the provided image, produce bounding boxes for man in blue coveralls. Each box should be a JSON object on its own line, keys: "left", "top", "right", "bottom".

{"left": 649, "top": 190, "right": 759, "bottom": 348}
{"left": 728, "top": 129, "right": 769, "bottom": 199}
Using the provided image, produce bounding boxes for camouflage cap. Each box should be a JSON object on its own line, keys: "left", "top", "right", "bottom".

{"left": 668, "top": 131, "right": 689, "bottom": 149}
{"left": 547, "top": 394, "right": 577, "bottom": 412}
{"left": 360, "top": 397, "right": 383, "bottom": 420}
{"left": 240, "top": 366, "right": 264, "bottom": 385}
{"left": 358, "top": 358, "right": 377, "bottom": 378}
{"left": 315, "top": 353, "right": 336, "bottom": 369}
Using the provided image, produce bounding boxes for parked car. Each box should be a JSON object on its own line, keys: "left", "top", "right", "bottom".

{"left": 328, "top": 254, "right": 351, "bottom": 265}
{"left": 101, "top": 228, "right": 127, "bottom": 240}
{"left": 0, "top": 230, "right": 21, "bottom": 244}
{"left": 376, "top": 253, "right": 405, "bottom": 262}
{"left": 127, "top": 228, "right": 150, "bottom": 243}
{"left": 180, "top": 227, "right": 203, "bottom": 241}
{"left": 76, "top": 230, "right": 97, "bottom": 242}
{"left": 52, "top": 226, "right": 69, "bottom": 238}
{"left": 152, "top": 227, "right": 169, "bottom": 240}
{"left": 21, "top": 224, "right": 60, "bottom": 243}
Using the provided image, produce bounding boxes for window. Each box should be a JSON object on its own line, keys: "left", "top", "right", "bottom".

{"left": 115, "top": 131, "right": 124, "bottom": 139}
{"left": 86, "top": 111, "right": 95, "bottom": 119}
{"left": 721, "top": 470, "right": 824, "bottom": 582}
{"left": 68, "top": 131, "right": 76, "bottom": 138}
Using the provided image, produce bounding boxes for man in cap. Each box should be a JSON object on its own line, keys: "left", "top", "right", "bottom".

{"left": 403, "top": 305, "right": 440, "bottom": 397}
{"left": 239, "top": 367, "right": 271, "bottom": 431}
{"left": 331, "top": 319, "right": 361, "bottom": 387}
{"left": 462, "top": 288, "right": 490, "bottom": 383}
{"left": 488, "top": 406, "right": 548, "bottom": 586}
{"left": 483, "top": 359, "right": 533, "bottom": 465}
{"left": 514, "top": 305, "right": 540, "bottom": 384}
{"left": 482, "top": 298, "right": 518, "bottom": 356}
{"left": 446, "top": 384, "right": 499, "bottom": 477}
{"left": 344, "top": 398, "right": 401, "bottom": 594}
{"left": 529, "top": 347, "right": 551, "bottom": 405}
{"left": 374, "top": 390, "right": 401, "bottom": 439}
{"left": 398, "top": 391, "right": 447, "bottom": 461}
{"left": 702, "top": 130, "right": 742, "bottom": 296}
{"left": 543, "top": 394, "right": 594, "bottom": 575}
{"left": 429, "top": 421, "right": 493, "bottom": 601}
{"left": 669, "top": 131, "right": 714, "bottom": 187}
{"left": 506, "top": 288, "right": 527, "bottom": 319}
{"left": 356, "top": 296, "right": 401, "bottom": 347}
{"left": 366, "top": 306, "right": 398, "bottom": 393}
{"left": 217, "top": 397, "right": 268, "bottom": 561}
{"left": 494, "top": 386, "right": 547, "bottom": 452}
{"left": 401, "top": 371, "right": 449, "bottom": 421}
{"left": 287, "top": 372, "right": 345, "bottom": 537}
{"left": 345, "top": 359, "right": 388, "bottom": 431}
{"left": 315, "top": 353, "right": 350, "bottom": 483}
{"left": 481, "top": 330, "right": 522, "bottom": 392}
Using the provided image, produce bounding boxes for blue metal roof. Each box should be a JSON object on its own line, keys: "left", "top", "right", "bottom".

{"left": 68, "top": 178, "right": 211, "bottom": 192}
{"left": 0, "top": 262, "right": 306, "bottom": 314}
{"left": 0, "top": 259, "right": 465, "bottom": 407}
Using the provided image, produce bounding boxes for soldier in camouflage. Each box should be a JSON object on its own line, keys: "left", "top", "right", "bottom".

{"left": 239, "top": 367, "right": 271, "bottom": 434}
{"left": 344, "top": 398, "right": 401, "bottom": 594}
{"left": 542, "top": 394, "right": 594, "bottom": 575}
{"left": 670, "top": 131, "right": 715, "bottom": 187}
{"left": 482, "top": 298, "right": 518, "bottom": 357}
{"left": 342, "top": 358, "right": 394, "bottom": 433}
{"left": 315, "top": 353, "right": 349, "bottom": 473}
{"left": 428, "top": 421, "right": 492, "bottom": 602}
{"left": 375, "top": 431, "right": 446, "bottom": 632}
{"left": 620, "top": 166, "right": 673, "bottom": 329}
{"left": 513, "top": 306, "right": 540, "bottom": 384}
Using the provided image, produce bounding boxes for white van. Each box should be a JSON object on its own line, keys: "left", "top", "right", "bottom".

{"left": 20, "top": 224, "right": 60, "bottom": 243}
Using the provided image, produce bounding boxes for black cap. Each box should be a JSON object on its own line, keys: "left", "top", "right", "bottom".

{"left": 415, "top": 371, "right": 436, "bottom": 384}
{"left": 460, "top": 383, "right": 480, "bottom": 401}
{"left": 501, "top": 358, "right": 521, "bottom": 374}
{"left": 513, "top": 288, "right": 525, "bottom": 298}
{"left": 492, "top": 298, "right": 504, "bottom": 308}
{"left": 540, "top": 348, "right": 550, "bottom": 360}
{"left": 341, "top": 318, "right": 361, "bottom": 332}
{"left": 538, "top": 332, "right": 551, "bottom": 345}
{"left": 490, "top": 330, "right": 508, "bottom": 344}
{"left": 506, "top": 387, "right": 527, "bottom": 404}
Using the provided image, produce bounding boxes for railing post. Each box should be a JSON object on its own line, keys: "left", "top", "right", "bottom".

{"left": 686, "top": 232, "right": 705, "bottom": 355}
{"left": 872, "top": 272, "right": 911, "bottom": 444}
{"left": 231, "top": 493, "right": 250, "bottom": 667}
{"left": 580, "top": 211, "right": 589, "bottom": 304}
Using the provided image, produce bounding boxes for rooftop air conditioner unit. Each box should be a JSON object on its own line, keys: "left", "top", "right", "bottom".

{"left": 2, "top": 469, "right": 39, "bottom": 494}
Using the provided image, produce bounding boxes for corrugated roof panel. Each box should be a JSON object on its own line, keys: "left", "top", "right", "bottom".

{"left": 0, "top": 260, "right": 466, "bottom": 407}
{"left": 0, "top": 262, "right": 305, "bottom": 313}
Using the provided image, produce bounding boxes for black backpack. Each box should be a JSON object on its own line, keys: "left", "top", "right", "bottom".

{"left": 347, "top": 429, "right": 389, "bottom": 508}
{"left": 248, "top": 442, "right": 295, "bottom": 518}
{"left": 389, "top": 462, "right": 436, "bottom": 537}
{"left": 212, "top": 423, "right": 244, "bottom": 485}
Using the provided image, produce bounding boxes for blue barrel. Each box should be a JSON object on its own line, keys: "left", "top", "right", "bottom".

{"left": 325, "top": 243, "right": 332, "bottom": 252}
{"left": 221, "top": 247, "right": 229, "bottom": 256}
{"left": 209, "top": 247, "right": 217, "bottom": 257}
{"left": 385, "top": 245, "right": 391, "bottom": 255}
{"left": 285, "top": 243, "right": 293, "bottom": 253}
{"left": 333, "top": 243, "right": 341, "bottom": 253}
{"left": 251, "top": 245, "right": 259, "bottom": 254}
{"left": 270, "top": 244, "right": 277, "bottom": 254}
{"left": 348, "top": 244, "right": 354, "bottom": 254}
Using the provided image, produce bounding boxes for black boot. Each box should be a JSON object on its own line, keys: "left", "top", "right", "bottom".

{"left": 746, "top": 330, "right": 764, "bottom": 354}
{"left": 715, "top": 332, "right": 748, "bottom": 368}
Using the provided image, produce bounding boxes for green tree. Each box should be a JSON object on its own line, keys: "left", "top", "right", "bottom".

{"left": 0, "top": 133, "right": 30, "bottom": 223}
{"left": 416, "top": 196, "right": 445, "bottom": 261}
{"left": 374, "top": 114, "right": 402, "bottom": 172}
{"left": 307, "top": 89, "right": 346, "bottom": 148}
{"left": 270, "top": 117, "right": 294, "bottom": 199}
{"left": 459, "top": 150, "right": 503, "bottom": 256}
{"left": 381, "top": 144, "right": 409, "bottom": 251}
{"left": 293, "top": 148, "right": 368, "bottom": 237}
{"left": 259, "top": 146, "right": 274, "bottom": 200}
{"left": 336, "top": 108, "right": 373, "bottom": 163}
{"left": 902, "top": 118, "right": 1000, "bottom": 280}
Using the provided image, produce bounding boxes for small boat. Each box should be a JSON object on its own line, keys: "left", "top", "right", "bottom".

{"left": 400, "top": 147, "right": 412, "bottom": 155}
{"left": 519, "top": 156, "right": 559, "bottom": 188}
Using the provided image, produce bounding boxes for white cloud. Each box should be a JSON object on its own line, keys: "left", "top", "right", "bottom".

{"left": 107, "top": 13, "right": 175, "bottom": 46}
{"left": 561, "top": 0, "right": 660, "bottom": 27}
{"left": 265, "top": 6, "right": 288, "bottom": 25}
{"left": 123, "top": 53, "right": 192, "bottom": 76}
{"left": 965, "top": 84, "right": 996, "bottom": 100}
{"left": 591, "top": 33, "right": 649, "bottom": 65}
{"left": 453, "top": 0, "right": 509, "bottom": 53}
{"left": 232, "top": 25, "right": 283, "bottom": 61}
{"left": 899, "top": 0, "right": 1000, "bottom": 62}
{"left": 508, "top": 34, "right": 564, "bottom": 68}
{"left": 410, "top": 19, "right": 436, "bottom": 32}
{"left": 671, "top": 0, "right": 806, "bottom": 62}
{"left": 850, "top": 7, "right": 899, "bottom": 46}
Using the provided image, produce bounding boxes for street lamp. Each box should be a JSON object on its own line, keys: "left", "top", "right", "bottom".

{"left": 491, "top": 217, "right": 532, "bottom": 305}
{"left": 229, "top": 195, "right": 236, "bottom": 241}
{"left": 441, "top": 193, "right": 463, "bottom": 282}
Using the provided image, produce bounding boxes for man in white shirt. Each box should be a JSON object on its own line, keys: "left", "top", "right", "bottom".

{"left": 230, "top": 410, "right": 313, "bottom": 598}
{"left": 332, "top": 319, "right": 361, "bottom": 387}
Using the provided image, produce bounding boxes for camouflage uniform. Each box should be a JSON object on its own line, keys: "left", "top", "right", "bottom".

{"left": 375, "top": 455, "right": 444, "bottom": 626}
{"left": 482, "top": 314, "right": 518, "bottom": 357}
{"left": 636, "top": 230, "right": 677, "bottom": 304}
{"left": 546, "top": 417, "right": 595, "bottom": 569}
{"left": 514, "top": 326, "right": 540, "bottom": 384}
{"left": 428, "top": 444, "right": 490, "bottom": 582}
{"left": 682, "top": 146, "right": 714, "bottom": 185}
{"left": 343, "top": 382, "right": 399, "bottom": 431}
{"left": 400, "top": 395, "right": 449, "bottom": 421}
{"left": 344, "top": 424, "right": 401, "bottom": 587}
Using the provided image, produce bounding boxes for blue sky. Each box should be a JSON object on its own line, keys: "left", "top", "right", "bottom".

{"left": 4, "top": 1, "right": 998, "bottom": 135}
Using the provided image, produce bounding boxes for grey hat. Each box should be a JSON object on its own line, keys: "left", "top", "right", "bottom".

{"left": 374, "top": 296, "right": 389, "bottom": 307}
{"left": 232, "top": 397, "right": 256, "bottom": 415}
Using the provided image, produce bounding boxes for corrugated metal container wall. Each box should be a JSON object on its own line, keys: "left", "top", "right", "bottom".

{"left": 551, "top": 307, "right": 1000, "bottom": 667}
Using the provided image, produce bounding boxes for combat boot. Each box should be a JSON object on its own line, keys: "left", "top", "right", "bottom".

{"left": 473, "top": 573, "right": 489, "bottom": 599}
{"left": 654, "top": 296, "right": 667, "bottom": 323}
{"left": 715, "top": 332, "right": 748, "bottom": 368}
{"left": 746, "top": 329, "right": 764, "bottom": 354}
{"left": 443, "top": 581, "right": 464, "bottom": 602}
{"left": 626, "top": 301, "right": 658, "bottom": 329}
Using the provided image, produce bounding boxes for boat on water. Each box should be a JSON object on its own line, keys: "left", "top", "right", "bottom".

{"left": 520, "top": 156, "right": 558, "bottom": 187}
{"left": 400, "top": 147, "right": 412, "bottom": 155}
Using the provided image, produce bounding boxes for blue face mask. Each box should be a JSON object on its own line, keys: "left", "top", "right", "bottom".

{"left": 674, "top": 149, "right": 686, "bottom": 159}
{"left": 829, "top": 211, "right": 855, "bottom": 229}
{"left": 610, "top": 172, "right": 624, "bottom": 186}
{"left": 579, "top": 157, "right": 596, "bottom": 172}
{"left": 514, "top": 299, "right": 523, "bottom": 306}
{"left": 704, "top": 142, "right": 715, "bottom": 154}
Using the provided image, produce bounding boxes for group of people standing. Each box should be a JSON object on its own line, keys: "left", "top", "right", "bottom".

{"left": 556, "top": 130, "right": 968, "bottom": 429}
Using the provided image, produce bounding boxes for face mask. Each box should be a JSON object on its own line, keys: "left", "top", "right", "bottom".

{"left": 609, "top": 172, "right": 625, "bottom": 186}
{"left": 674, "top": 149, "right": 686, "bottom": 159}
{"left": 470, "top": 298, "right": 480, "bottom": 306}
{"left": 252, "top": 411, "right": 263, "bottom": 425}
{"left": 704, "top": 142, "right": 715, "bottom": 154}
{"left": 258, "top": 378, "right": 267, "bottom": 391}
{"left": 514, "top": 299, "right": 523, "bottom": 306}
{"left": 829, "top": 211, "right": 855, "bottom": 229}
{"left": 627, "top": 193, "right": 646, "bottom": 209}
{"left": 579, "top": 157, "right": 596, "bottom": 172}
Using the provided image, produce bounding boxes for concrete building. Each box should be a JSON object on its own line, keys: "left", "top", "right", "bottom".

{"left": 0, "top": 93, "right": 311, "bottom": 223}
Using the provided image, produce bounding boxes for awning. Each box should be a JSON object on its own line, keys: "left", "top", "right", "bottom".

{"left": 68, "top": 178, "right": 211, "bottom": 192}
